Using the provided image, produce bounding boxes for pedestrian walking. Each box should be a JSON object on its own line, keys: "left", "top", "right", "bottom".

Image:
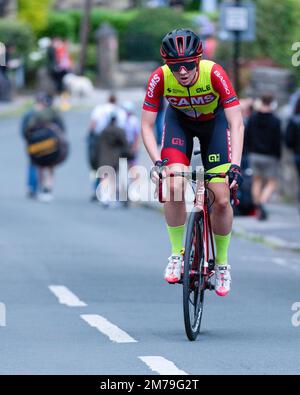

{"left": 285, "top": 97, "right": 300, "bottom": 212}
{"left": 122, "top": 101, "right": 140, "bottom": 167}
{"left": 21, "top": 93, "right": 69, "bottom": 202}
{"left": 88, "top": 93, "right": 127, "bottom": 201}
{"left": 245, "top": 94, "right": 282, "bottom": 220}
{"left": 122, "top": 101, "right": 141, "bottom": 206}
{"left": 94, "top": 114, "right": 131, "bottom": 208}
{"left": 47, "top": 38, "right": 73, "bottom": 110}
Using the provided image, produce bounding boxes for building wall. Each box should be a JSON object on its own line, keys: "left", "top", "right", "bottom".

{"left": 0, "top": 0, "right": 17, "bottom": 16}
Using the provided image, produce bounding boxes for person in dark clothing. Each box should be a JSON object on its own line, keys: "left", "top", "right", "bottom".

{"left": 0, "top": 44, "right": 11, "bottom": 102}
{"left": 47, "top": 38, "right": 73, "bottom": 96}
{"left": 21, "top": 93, "right": 66, "bottom": 202}
{"left": 95, "top": 114, "right": 131, "bottom": 208}
{"left": 286, "top": 97, "right": 300, "bottom": 210}
{"left": 244, "top": 94, "right": 282, "bottom": 220}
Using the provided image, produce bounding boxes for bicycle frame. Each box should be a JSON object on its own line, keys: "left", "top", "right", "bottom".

{"left": 192, "top": 176, "right": 211, "bottom": 277}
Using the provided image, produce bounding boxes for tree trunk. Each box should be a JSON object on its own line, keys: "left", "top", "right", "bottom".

{"left": 78, "top": 0, "right": 93, "bottom": 75}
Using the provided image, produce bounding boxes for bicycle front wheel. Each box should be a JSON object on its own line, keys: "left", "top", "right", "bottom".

{"left": 183, "top": 209, "right": 205, "bottom": 341}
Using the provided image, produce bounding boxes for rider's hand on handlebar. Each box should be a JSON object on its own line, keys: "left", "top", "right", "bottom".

{"left": 226, "top": 164, "right": 243, "bottom": 189}
{"left": 150, "top": 160, "right": 168, "bottom": 184}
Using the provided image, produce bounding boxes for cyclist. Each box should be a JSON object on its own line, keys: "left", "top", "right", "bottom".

{"left": 141, "top": 29, "right": 244, "bottom": 296}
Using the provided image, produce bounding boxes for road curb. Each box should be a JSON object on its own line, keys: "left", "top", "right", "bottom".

{"left": 233, "top": 226, "right": 300, "bottom": 253}
{"left": 0, "top": 99, "right": 33, "bottom": 120}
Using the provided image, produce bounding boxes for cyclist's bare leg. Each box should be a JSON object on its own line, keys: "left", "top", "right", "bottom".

{"left": 208, "top": 182, "right": 232, "bottom": 294}
{"left": 163, "top": 163, "right": 188, "bottom": 282}
{"left": 164, "top": 163, "right": 188, "bottom": 226}
{"left": 209, "top": 182, "right": 232, "bottom": 235}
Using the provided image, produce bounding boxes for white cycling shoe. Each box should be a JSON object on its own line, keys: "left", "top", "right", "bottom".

{"left": 164, "top": 253, "right": 183, "bottom": 284}
{"left": 215, "top": 265, "right": 231, "bottom": 297}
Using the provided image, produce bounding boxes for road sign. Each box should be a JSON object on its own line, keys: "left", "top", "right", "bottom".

{"left": 225, "top": 6, "right": 249, "bottom": 31}
{"left": 219, "top": 1, "right": 256, "bottom": 42}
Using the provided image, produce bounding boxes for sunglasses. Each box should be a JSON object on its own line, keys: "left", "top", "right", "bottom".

{"left": 167, "top": 60, "right": 198, "bottom": 72}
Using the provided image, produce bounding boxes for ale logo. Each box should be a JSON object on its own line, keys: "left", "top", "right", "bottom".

{"left": 208, "top": 153, "right": 220, "bottom": 163}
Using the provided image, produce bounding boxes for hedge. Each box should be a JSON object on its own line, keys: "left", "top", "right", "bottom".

{"left": 120, "top": 8, "right": 196, "bottom": 61}
{"left": 41, "top": 12, "right": 77, "bottom": 40}
{"left": 40, "top": 7, "right": 196, "bottom": 61}
{"left": 0, "top": 19, "right": 34, "bottom": 55}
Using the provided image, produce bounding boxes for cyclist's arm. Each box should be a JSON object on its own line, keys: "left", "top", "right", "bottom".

{"left": 211, "top": 63, "right": 244, "bottom": 166}
{"left": 141, "top": 109, "right": 161, "bottom": 164}
{"left": 224, "top": 106, "right": 244, "bottom": 167}
{"left": 142, "top": 67, "right": 164, "bottom": 164}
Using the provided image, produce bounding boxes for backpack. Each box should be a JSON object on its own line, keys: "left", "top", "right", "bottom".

{"left": 24, "top": 110, "right": 69, "bottom": 167}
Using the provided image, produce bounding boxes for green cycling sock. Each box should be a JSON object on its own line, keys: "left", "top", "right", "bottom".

{"left": 167, "top": 225, "right": 185, "bottom": 255}
{"left": 214, "top": 232, "right": 232, "bottom": 265}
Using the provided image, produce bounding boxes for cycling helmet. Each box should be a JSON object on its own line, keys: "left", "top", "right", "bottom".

{"left": 160, "top": 28, "right": 203, "bottom": 61}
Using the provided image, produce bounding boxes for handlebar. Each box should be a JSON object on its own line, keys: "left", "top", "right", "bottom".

{"left": 158, "top": 171, "right": 240, "bottom": 206}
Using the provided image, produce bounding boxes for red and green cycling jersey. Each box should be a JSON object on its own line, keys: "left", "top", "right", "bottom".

{"left": 143, "top": 60, "right": 240, "bottom": 121}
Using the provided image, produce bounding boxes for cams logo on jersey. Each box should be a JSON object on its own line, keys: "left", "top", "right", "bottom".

{"left": 166, "top": 94, "right": 216, "bottom": 107}
{"left": 147, "top": 74, "right": 160, "bottom": 98}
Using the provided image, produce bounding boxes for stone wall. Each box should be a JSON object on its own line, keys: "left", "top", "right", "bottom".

{"left": 54, "top": 0, "right": 130, "bottom": 10}
{"left": 248, "top": 66, "right": 295, "bottom": 106}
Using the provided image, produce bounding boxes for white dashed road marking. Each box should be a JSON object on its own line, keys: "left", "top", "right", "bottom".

{"left": 49, "top": 285, "right": 87, "bottom": 307}
{"left": 81, "top": 314, "right": 138, "bottom": 343}
{"left": 139, "top": 356, "right": 188, "bottom": 375}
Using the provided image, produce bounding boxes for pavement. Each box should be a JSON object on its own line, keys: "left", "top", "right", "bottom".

{"left": 234, "top": 203, "right": 300, "bottom": 252}
{"left": 1, "top": 109, "right": 300, "bottom": 375}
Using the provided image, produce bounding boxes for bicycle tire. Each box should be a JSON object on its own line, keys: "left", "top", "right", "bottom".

{"left": 183, "top": 209, "right": 205, "bottom": 341}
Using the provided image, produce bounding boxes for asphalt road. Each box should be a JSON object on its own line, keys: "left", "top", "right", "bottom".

{"left": 0, "top": 110, "right": 300, "bottom": 375}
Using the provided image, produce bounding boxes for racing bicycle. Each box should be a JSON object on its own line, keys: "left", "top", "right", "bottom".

{"left": 158, "top": 154, "right": 239, "bottom": 341}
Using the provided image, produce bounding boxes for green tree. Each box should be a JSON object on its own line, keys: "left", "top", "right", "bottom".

{"left": 216, "top": 0, "right": 300, "bottom": 85}
{"left": 18, "top": 0, "right": 53, "bottom": 34}
{"left": 251, "top": 0, "right": 300, "bottom": 69}
{"left": 41, "top": 12, "right": 76, "bottom": 40}
{"left": 0, "top": 19, "right": 34, "bottom": 54}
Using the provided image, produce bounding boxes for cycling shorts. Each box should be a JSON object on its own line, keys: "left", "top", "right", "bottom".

{"left": 161, "top": 106, "right": 232, "bottom": 180}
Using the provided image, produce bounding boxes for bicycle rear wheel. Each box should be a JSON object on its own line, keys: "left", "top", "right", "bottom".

{"left": 183, "top": 209, "right": 205, "bottom": 341}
